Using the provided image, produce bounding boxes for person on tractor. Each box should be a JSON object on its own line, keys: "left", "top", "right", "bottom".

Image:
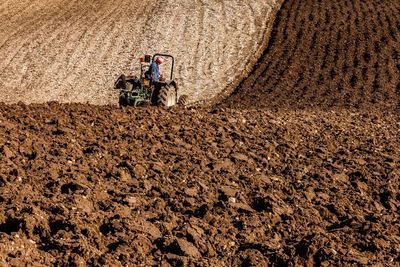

{"left": 146, "top": 56, "right": 164, "bottom": 83}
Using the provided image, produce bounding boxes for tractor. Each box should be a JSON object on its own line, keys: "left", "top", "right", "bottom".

{"left": 114, "top": 54, "right": 188, "bottom": 107}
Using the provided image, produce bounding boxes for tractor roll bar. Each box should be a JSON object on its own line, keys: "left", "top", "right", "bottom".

{"left": 152, "top": 54, "right": 175, "bottom": 80}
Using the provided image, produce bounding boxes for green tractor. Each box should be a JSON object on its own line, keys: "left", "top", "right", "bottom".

{"left": 114, "top": 54, "right": 188, "bottom": 107}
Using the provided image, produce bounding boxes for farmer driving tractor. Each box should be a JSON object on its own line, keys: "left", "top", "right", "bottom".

{"left": 145, "top": 56, "right": 164, "bottom": 83}
{"left": 114, "top": 54, "right": 187, "bottom": 107}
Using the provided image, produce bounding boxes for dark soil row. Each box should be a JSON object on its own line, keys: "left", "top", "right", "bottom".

{"left": 223, "top": 0, "right": 400, "bottom": 110}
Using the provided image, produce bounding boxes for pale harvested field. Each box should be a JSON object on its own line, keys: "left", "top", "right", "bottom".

{"left": 0, "top": 0, "right": 279, "bottom": 105}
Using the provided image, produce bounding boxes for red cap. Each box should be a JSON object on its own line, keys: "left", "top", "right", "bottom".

{"left": 156, "top": 56, "right": 164, "bottom": 64}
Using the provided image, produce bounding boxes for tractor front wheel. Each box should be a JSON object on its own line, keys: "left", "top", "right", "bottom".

{"left": 157, "top": 85, "right": 177, "bottom": 107}
{"left": 119, "top": 91, "right": 129, "bottom": 107}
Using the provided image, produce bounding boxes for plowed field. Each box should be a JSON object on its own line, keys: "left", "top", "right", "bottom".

{"left": 1, "top": 104, "right": 399, "bottom": 265}
{"left": 1, "top": 0, "right": 400, "bottom": 266}
{"left": 223, "top": 0, "right": 400, "bottom": 110}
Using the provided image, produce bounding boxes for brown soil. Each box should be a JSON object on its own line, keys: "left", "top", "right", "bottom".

{"left": 1, "top": 104, "right": 399, "bottom": 266}
{"left": 222, "top": 0, "right": 400, "bottom": 110}
{"left": 1, "top": 0, "right": 400, "bottom": 266}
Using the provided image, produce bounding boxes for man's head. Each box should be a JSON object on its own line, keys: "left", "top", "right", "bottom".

{"left": 155, "top": 56, "right": 164, "bottom": 65}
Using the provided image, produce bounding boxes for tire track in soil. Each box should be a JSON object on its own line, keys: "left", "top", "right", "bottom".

{"left": 0, "top": 0, "right": 85, "bottom": 101}
{"left": 14, "top": 2, "right": 92, "bottom": 96}
{"left": 0, "top": 0, "right": 143, "bottom": 103}
{"left": 222, "top": 0, "right": 400, "bottom": 110}
{"left": 39, "top": 1, "right": 125, "bottom": 102}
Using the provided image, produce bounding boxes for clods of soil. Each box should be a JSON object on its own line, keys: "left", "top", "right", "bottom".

{"left": 0, "top": 103, "right": 399, "bottom": 265}
{"left": 222, "top": 0, "right": 400, "bottom": 110}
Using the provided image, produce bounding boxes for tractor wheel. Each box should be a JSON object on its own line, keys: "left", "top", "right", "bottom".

{"left": 157, "top": 85, "right": 177, "bottom": 107}
{"left": 177, "top": 95, "right": 189, "bottom": 106}
{"left": 119, "top": 91, "right": 129, "bottom": 107}
{"left": 115, "top": 74, "right": 127, "bottom": 89}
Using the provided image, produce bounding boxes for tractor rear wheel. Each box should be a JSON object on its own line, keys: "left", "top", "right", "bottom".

{"left": 157, "top": 85, "right": 177, "bottom": 107}
{"left": 119, "top": 91, "right": 129, "bottom": 107}
{"left": 115, "top": 74, "right": 127, "bottom": 89}
{"left": 177, "top": 95, "right": 189, "bottom": 106}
